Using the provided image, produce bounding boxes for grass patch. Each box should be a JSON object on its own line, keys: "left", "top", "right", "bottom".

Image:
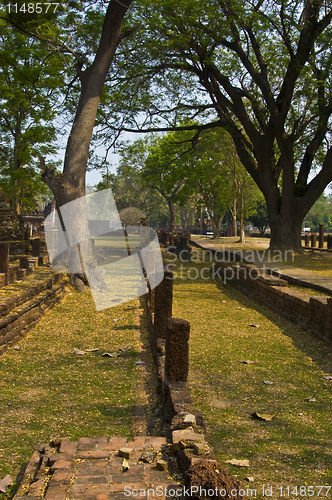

{"left": 191, "top": 235, "right": 332, "bottom": 277}
{"left": 0, "top": 287, "right": 143, "bottom": 499}
{"left": 170, "top": 250, "right": 332, "bottom": 495}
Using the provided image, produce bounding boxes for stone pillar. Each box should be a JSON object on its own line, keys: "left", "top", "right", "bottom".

{"left": 328, "top": 234, "right": 332, "bottom": 250}
{"left": 31, "top": 238, "right": 41, "bottom": 257}
{"left": 311, "top": 233, "right": 316, "bottom": 248}
{"left": 165, "top": 318, "right": 190, "bottom": 383}
{"left": 319, "top": 224, "right": 325, "bottom": 249}
{"left": 154, "top": 267, "right": 173, "bottom": 341}
{"left": 20, "top": 256, "right": 30, "bottom": 269}
{"left": 304, "top": 234, "right": 310, "bottom": 247}
{"left": 0, "top": 243, "right": 9, "bottom": 285}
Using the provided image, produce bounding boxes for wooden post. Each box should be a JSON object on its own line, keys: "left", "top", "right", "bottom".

{"left": 327, "top": 234, "right": 332, "bottom": 250}
{"left": 319, "top": 224, "right": 325, "bottom": 249}
{"left": 311, "top": 233, "right": 316, "bottom": 248}
{"left": 304, "top": 233, "right": 310, "bottom": 247}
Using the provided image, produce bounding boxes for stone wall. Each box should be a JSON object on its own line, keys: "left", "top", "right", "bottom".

{"left": 145, "top": 269, "right": 217, "bottom": 473}
{"left": 212, "top": 261, "right": 332, "bottom": 345}
{"left": 0, "top": 273, "right": 67, "bottom": 356}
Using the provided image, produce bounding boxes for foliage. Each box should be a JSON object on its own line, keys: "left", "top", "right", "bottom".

{"left": 104, "top": 0, "right": 332, "bottom": 248}
{"left": 305, "top": 193, "right": 332, "bottom": 231}
{"left": 95, "top": 146, "right": 170, "bottom": 228}
{"left": 250, "top": 200, "right": 270, "bottom": 235}
{"left": 0, "top": 23, "right": 63, "bottom": 212}
{"left": 119, "top": 206, "right": 146, "bottom": 226}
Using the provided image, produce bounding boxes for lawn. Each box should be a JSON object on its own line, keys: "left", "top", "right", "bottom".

{"left": 192, "top": 235, "right": 332, "bottom": 278}
{"left": 170, "top": 249, "right": 332, "bottom": 497}
{"left": 0, "top": 286, "right": 147, "bottom": 499}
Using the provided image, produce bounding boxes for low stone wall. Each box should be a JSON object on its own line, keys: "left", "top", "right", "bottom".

{"left": 145, "top": 268, "right": 217, "bottom": 473}
{"left": 0, "top": 273, "right": 67, "bottom": 356}
{"left": 212, "top": 261, "right": 332, "bottom": 345}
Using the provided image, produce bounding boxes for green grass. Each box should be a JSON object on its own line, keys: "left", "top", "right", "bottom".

{"left": 0, "top": 287, "right": 144, "bottom": 499}
{"left": 191, "top": 235, "right": 332, "bottom": 277}
{"left": 170, "top": 250, "right": 332, "bottom": 496}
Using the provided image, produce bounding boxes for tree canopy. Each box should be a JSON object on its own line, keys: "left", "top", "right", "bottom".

{"left": 102, "top": 0, "right": 332, "bottom": 249}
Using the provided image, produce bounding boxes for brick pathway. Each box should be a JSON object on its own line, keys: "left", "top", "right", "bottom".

{"left": 13, "top": 436, "right": 183, "bottom": 500}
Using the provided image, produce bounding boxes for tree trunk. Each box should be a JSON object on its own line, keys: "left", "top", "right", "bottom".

{"left": 40, "top": 0, "right": 133, "bottom": 290}
{"left": 212, "top": 219, "right": 220, "bottom": 239}
{"left": 238, "top": 188, "right": 245, "bottom": 243}
{"left": 269, "top": 213, "right": 303, "bottom": 251}
{"left": 238, "top": 218, "right": 245, "bottom": 243}
{"left": 41, "top": 0, "right": 133, "bottom": 207}
{"left": 230, "top": 198, "right": 237, "bottom": 237}
{"left": 169, "top": 199, "right": 177, "bottom": 233}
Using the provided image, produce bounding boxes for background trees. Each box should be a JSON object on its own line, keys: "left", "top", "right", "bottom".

{"left": 0, "top": 24, "right": 61, "bottom": 213}
{"left": 106, "top": 0, "right": 332, "bottom": 249}
{"left": 2, "top": 0, "right": 332, "bottom": 252}
{"left": 2, "top": 0, "right": 134, "bottom": 210}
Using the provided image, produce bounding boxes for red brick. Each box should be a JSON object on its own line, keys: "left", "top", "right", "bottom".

{"left": 69, "top": 483, "right": 109, "bottom": 496}
{"left": 109, "top": 482, "right": 148, "bottom": 493}
{"left": 45, "top": 484, "right": 68, "bottom": 500}
{"left": 76, "top": 450, "right": 111, "bottom": 459}
{"left": 49, "top": 460, "right": 72, "bottom": 472}
{"left": 127, "top": 436, "right": 145, "bottom": 450}
{"left": 75, "top": 460, "right": 109, "bottom": 476}
{"left": 60, "top": 439, "right": 78, "bottom": 454}
{"left": 109, "top": 437, "right": 128, "bottom": 450}
{"left": 144, "top": 437, "right": 167, "bottom": 450}
{"left": 73, "top": 475, "right": 109, "bottom": 485}
{"left": 48, "top": 452, "right": 73, "bottom": 463}
{"left": 78, "top": 436, "right": 110, "bottom": 451}
{"left": 111, "top": 465, "right": 145, "bottom": 484}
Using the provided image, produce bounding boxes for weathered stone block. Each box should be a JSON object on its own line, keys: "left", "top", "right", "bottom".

{"left": 165, "top": 318, "right": 190, "bottom": 382}
{"left": 172, "top": 428, "right": 204, "bottom": 452}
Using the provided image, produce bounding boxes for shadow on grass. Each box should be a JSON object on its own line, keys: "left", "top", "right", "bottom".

{"left": 170, "top": 253, "right": 332, "bottom": 376}
{"left": 212, "top": 277, "right": 332, "bottom": 376}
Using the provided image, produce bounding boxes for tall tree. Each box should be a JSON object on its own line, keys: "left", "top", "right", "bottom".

{"left": 2, "top": 0, "right": 134, "bottom": 207}
{"left": 105, "top": 0, "right": 332, "bottom": 250}
{"left": 0, "top": 24, "right": 60, "bottom": 213}
{"left": 142, "top": 133, "right": 189, "bottom": 232}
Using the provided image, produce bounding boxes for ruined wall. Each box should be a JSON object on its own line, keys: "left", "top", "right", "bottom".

{"left": 213, "top": 261, "right": 332, "bottom": 345}
{"left": 0, "top": 273, "right": 67, "bottom": 356}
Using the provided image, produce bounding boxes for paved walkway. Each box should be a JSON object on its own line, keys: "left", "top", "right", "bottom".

{"left": 13, "top": 436, "right": 181, "bottom": 500}
{"left": 191, "top": 239, "right": 332, "bottom": 295}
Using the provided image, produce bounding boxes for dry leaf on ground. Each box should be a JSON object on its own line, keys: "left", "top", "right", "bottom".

{"left": 305, "top": 394, "right": 317, "bottom": 402}
{"left": 252, "top": 412, "right": 276, "bottom": 421}
{"left": 73, "top": 348, "right": 86, "bottom": 355}
{"left": 119, "top": 345, "right": 133, "bottom": 352}
{"left": 226, "top": 459, "right": 250, "bottom": 467}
